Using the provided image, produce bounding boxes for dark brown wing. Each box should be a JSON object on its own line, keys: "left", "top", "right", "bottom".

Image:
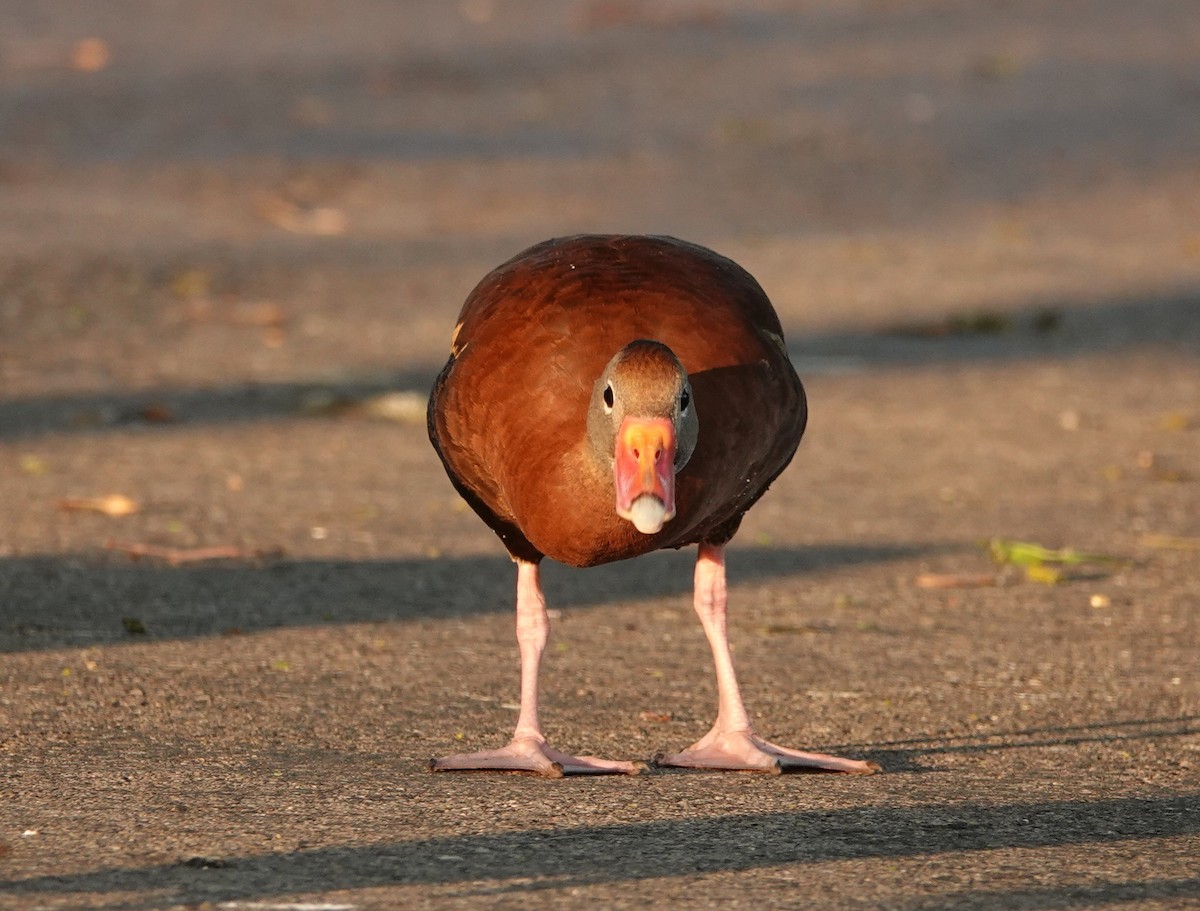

{"left": 427, "top": 235, "right": 806, "bottom": 567}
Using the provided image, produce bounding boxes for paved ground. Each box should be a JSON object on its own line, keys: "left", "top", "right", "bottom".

{"left": 1, "top": 2, "right": 1198, "bottom": 908}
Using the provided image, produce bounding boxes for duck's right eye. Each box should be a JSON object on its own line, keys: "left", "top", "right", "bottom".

{"left": 603, "top": 383, "right": 615, "bottom": 410}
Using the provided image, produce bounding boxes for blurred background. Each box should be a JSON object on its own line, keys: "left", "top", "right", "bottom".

{"left": 1, "top": 0, "right": 1198, "bottom": 579}
{"left": 3, "top": 0, "right": 1198, "bottom": 400}
{"left": 2, "top": 8, "right": 1198, "bottom": 902}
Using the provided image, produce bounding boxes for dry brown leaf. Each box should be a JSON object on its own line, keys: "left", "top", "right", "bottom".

{"left": 258, "top": 197, "right": 347, "bottom": 235}
{"left": 71, "top": 38, "right": 110, "bottom": 72}
{"left": 230, "top": 301, "right": 286, "bottom": 328}
{"left": 137, "top": 403, "right": 176, "bottom": 424}
{"left": 5, "top": 38, "right": 111, "bottom": 72}
{"left": 299, "top": 390, "right": 426, "bottom": 424}
{"left": 354, "top": 391, "right": 427, "bottom": 424}
{"left": 179, "top": 297, "right": 286, "bottom": 327}
{"left": 106, "top": 541, "right": 278, "bottom": 565}
{"left": 915, "top": 572, "right": 998, "bottom": 589}
{"left": 58, "top": 494, "right": 140, "bottom": 517}
{"left": 638, "top": 711, "right": 672, "bottom": 723}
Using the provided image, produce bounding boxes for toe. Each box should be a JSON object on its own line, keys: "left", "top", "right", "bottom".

{"left": 655, "top": 730, "right": 878, "bottom": 774}
{"left": 430, "top": 739, "right": 640, "bottom": 776}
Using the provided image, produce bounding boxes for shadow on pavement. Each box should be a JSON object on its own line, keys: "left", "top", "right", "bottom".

{"left": 0, "top": 370, "right": 439, "bottom": 441}
{"left": 2, "top": 284, "right": 1197, "bottom": 442}
{"left": 841, "top": 716, "right": 1200, "bottom": 773}
{"left": 0, "top": 540, "right": 949, "bottom": 653}
{"left": 2, "top": 794, "right": 1196, "bottom": 907}
{"left": 790, "top": 287, "right": 1200, "bottom": 371}
{"left": 895, "top": 875, "right": 1200, "bottom": 911}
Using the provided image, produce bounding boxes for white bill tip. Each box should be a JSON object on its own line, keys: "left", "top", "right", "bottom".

{"left": 627, "top": 495, "right": 668, "bottom": 535}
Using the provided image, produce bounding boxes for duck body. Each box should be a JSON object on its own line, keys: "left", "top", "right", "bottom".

{"left": 425, "top": 234, "right": 876, "bottom": 777}
{"left": 428, "top": 234, "right": 806, "bottom": 568}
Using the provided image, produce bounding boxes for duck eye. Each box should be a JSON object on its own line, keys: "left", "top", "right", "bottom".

{"left": 680, "top": 388, "right": 690, "bottom": 413}
{"left": 603, "top": 383, "right": 615, "bottom": 410}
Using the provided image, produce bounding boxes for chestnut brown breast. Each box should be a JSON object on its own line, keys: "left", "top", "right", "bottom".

{"left": 427, "top": 234, "right": 806, "bottom": 568}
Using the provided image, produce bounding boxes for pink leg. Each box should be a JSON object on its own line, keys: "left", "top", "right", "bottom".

{"left": 430, "top": 559, "right": 642, "bottom": 777}
{"left": 655, "top": 544, "right": 880, "bottom": 775}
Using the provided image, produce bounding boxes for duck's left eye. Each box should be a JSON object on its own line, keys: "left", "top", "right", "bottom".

{"left": 680, "top": 388, "right": 691, "bottom": 413}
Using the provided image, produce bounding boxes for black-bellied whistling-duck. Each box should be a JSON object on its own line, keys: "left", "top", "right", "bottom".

{"left": 427, "top": 235, "right": 878, "bottom": 776}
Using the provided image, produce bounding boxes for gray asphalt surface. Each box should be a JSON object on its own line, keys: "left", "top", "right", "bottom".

{"left": 1, "top": 2, "right": 1198, "bottom": 909}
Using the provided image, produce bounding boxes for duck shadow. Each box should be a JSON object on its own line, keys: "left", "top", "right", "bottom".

{"left": 0, "top": 540, "right": 951, "bottom": 653}
{"left": 2, "top": 791, "right": 1197, "bottom": 908}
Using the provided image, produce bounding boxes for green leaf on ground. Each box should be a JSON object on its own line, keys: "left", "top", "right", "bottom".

{"left": 987, "top": 538, "right": 1123, "bottom": 567}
